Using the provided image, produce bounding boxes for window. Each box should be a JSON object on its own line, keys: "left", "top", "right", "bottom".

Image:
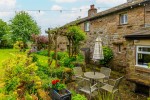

{"left": 120, "top": 13, "right": 128, "bottom": 24}
{"left": 84, "top": 22, "right": 90, "bottom": 32}
{"left": 136, "top": 46, "right": 150, "bottom": 68}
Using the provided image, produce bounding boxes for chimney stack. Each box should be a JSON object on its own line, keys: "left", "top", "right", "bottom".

{"left": 88, "top": 4, "right": 97, "bottom": 17}
{"left": 127, "top": 0, "right": 133, "bottom": 3}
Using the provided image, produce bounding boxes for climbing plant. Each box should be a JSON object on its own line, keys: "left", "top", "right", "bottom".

{"left": 99, "top": 46, "right": 113, "bottom": 67}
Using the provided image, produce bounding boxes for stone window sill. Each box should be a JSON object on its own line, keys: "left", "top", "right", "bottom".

{"left": 136, "top": 66, "right": 150, "bottom": 74}
{"left": 117, "top": 23, "right": 128, "bottom": 26}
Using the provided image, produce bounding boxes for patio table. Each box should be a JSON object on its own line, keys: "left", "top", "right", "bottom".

{"left": 84, "top": 72, "right": 105, "bottom": 84}
{"left": 84, "top": 72, "right": 105, "bottom": 80}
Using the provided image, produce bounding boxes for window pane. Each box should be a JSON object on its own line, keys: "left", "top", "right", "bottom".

{"left": 120, "top": 15, "right": 124, "bottom": 24}
{"left": 138, "top": 47, "right": 150, "bottom": 52}
{"left": 120, "top": 14, "right": 127, "bottom": 24}
{"left": 138, "top": 53, "right": 150, "bottom": 66}
{"left": 124, "top": 14, "right": 128, "bottom": 23}
{"left": 85, "top": 22, "right": 89, "bottom": 31}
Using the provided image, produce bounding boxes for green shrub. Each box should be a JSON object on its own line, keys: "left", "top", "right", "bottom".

{"left": 72, "top": 94, "right": 87, "bottom": 100}
{"left": 0, "top": 93, "right": 17, "bottom": 100}
{"left": 99, "top": 46, "right": 113, "bottom": 67}
{"left": 57, "top": 52, "right": 67, "bottom": 60}
{"left": 2, "top": 54, "right": 40, "bottom": 95}
{"left": 76, "top": 53, "right": 84, "bottom": 62}
{"left": 59, "top": 56, "right": 76, "bottom": 68}
{"left": 36, "top": 50, "right": 48, "bottom": 56}
{"left": 42, "top": 78, "right": 54, "bottom": 90}
{"left": 97, "top": 92, "right": 120, "bottom": 100}
{"left": 36, "top": 61, "right": 50, "bottom": 77}
{"left": 49, "top": 67, "right": 65, "bottom": 79}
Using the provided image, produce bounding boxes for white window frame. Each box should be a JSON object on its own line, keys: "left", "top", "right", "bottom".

{"left": 84, "top": 22, "right": 90, "bottom": 32}
{"left": 120, "top": 14, "right": 128, "bottom": 25}
{"left": 136, "top": 46, "right": 150, "bottom": 68}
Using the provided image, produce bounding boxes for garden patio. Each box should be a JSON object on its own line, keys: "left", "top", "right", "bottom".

{"left": 0, "top": 49, "right": 149, "bottom": 100}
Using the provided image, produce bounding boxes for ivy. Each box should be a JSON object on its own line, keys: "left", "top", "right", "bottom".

{"left": 99, "top": 46, "right": 113, "bottom": 67}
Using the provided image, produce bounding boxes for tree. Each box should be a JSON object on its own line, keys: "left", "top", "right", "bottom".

{"left": 31, "top": 34, "right": 48, "bottom": 50}
{"left": 67, "top": 26, "right": 86, "bottom": 57}
{"left": 0, "top": 19, "right": 11, "bottom": 48}
{"left": 10, "top": 11, "right": 40, "bottom": 49}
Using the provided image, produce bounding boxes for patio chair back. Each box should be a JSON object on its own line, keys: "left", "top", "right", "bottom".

{"left": 100, "top": 67, "right": 111, "bottom": 78}
{"left": 79, "top": 78, "right": 91, "bottom": 90}
{"left": 73, "top": 67, "right": 83, "bottom": 76}
{"left": 113, "top": 76, "right": 124, "bottom": 91}
{"left": 78, "top": 78, "right": 98, "bottom": 100}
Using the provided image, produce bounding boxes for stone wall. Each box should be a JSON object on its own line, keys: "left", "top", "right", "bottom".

{"left": 145, "top": 2, "right": 150, "bottom": 25}
{"left": 57, "top": 36, "right": 68, "bottom": 52}
{"left": 79, "top": 5, "right": 147, "bottom": 72}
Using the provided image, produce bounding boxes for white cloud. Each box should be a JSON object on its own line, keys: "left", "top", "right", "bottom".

{"left": 51, "top": 5, "right": 62, "bottom": 10}
{"left": 0, "top": 0, "right": 16, "bottom": 9}
{"left": 96, "top": 0, "right": 126, "bottom": 5}
{"left": 53, "top": 5, "right": 89, "bottom": 26}
{"left": 0, "top": 0, "right": 16, "bottom": 21}
{"left": 52, "top": 0, "right": 77, "bottom": 3}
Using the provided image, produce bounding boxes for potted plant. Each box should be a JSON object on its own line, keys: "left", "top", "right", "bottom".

{"left": 50, "top": 79, "right": 71, "bottom": 100}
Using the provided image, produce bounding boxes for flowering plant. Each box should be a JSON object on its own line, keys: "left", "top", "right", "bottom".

{"left": 51, "top": 79, "right": 66, "bottom": 91}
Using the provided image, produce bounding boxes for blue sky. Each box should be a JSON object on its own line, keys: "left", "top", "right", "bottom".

{"left": 0, "top": 0, "right": 126, "bottom": 35}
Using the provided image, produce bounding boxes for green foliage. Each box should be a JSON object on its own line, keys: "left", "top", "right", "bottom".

{"left": 50, "top": 79, "right": 66, "bottom": 90}
{"left": 67, "top": 26, "right": 86, "bottom": 44}
{"left": 72, "top": 94, "right": 87, "bottom": 100}
{"left": 10, "top": 11, "right": 40, "bottom": 45}
{"left": 76, "top": 53, "right": 84, "bottom": 62}
{"left": 13, "top": 41, "right": 24, "bottom": 50}
{"left": 97, "top": 92, "right": 118, "bottom": 100}
{"left": 59, "top": 56, "right": 75, "bottom": 68}
{"left": 0, "top": 19, "right": 12, "bottom": 48}
{"left": 36, "top": 50, "right": 48, "bottom": 56}
{"left": 25, "top": 92, "right": 32, "bottom": 100}
{"left": 50, "top": 67, "right": 65, "bottom": 78}
{"left": 99, "top": 46, "right": 113, "bottom": 67}
{"left": 67, "top": 26, "right": 86, "bottom": 55}
{"left": 57, "top": 52, "right": 67, "bottom": 60}
{"left": 0, "top": 93, "right": 17, "bottom": 100}
{"left": 0, "top": 19, "right": 9, "bottom": 40}
{"left": 147, "top": 97, "right": 150, "bottom": 100}
{"left": 148, "top": 63, "right": 150, "bottom": 68}
{"left": 42, "top": 78, "right": 54, "bottom": 90}
{"left": 2, "top": 54, "right": 40, "bottom": 94}
{"left": 56, "top": 83, "right": 66, "bottom": 90}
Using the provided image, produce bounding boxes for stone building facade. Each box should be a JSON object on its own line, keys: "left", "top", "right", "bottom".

{"left": 66, "top": 0, "right": 150, "bottom": 94}
{"left": 61, "top": 0, "right": 150, "bottom": 94}
{"left": 72, "top": 0, "right": 150, "bottom": 73}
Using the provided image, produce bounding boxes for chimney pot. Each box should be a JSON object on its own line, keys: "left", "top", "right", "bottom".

{"left": 91, "top": 5, "right": 95, "bottom": 9}
{"left": 88, "top": 4, "right": 97, "bottom": 17}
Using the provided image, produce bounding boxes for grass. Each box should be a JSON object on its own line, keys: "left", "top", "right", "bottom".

{"left": 0, "top": 49, "right": 25, "bottom": 67}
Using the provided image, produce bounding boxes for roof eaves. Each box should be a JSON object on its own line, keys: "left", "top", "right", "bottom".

{"left": 78, "top": 0, "right": 149, "bottom": 23}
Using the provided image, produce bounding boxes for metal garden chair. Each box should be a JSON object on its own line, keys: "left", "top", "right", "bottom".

{"left": 99, "top": 76, "right": 124, "bottom": 99}
{"left": 73, "top": 67, "right": 84, "bottom": 78}
{"left": 99, "top": 67, "right": 111, "bottom": 83}
{"left": 78, "top": 78, "right": 98, "bottom": 100}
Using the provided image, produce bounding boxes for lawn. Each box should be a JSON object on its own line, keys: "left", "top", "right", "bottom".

{"left": 0, "top": 49, "right": 24, "bottom": 67}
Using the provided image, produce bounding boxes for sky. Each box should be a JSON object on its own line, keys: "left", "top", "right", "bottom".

{"left": 0, "top": 0, "right": 127, "bottom": 35}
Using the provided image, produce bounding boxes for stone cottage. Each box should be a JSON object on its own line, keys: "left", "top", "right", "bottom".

{"left": 64, "top": 0, "right": 150, "bottom": 95}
